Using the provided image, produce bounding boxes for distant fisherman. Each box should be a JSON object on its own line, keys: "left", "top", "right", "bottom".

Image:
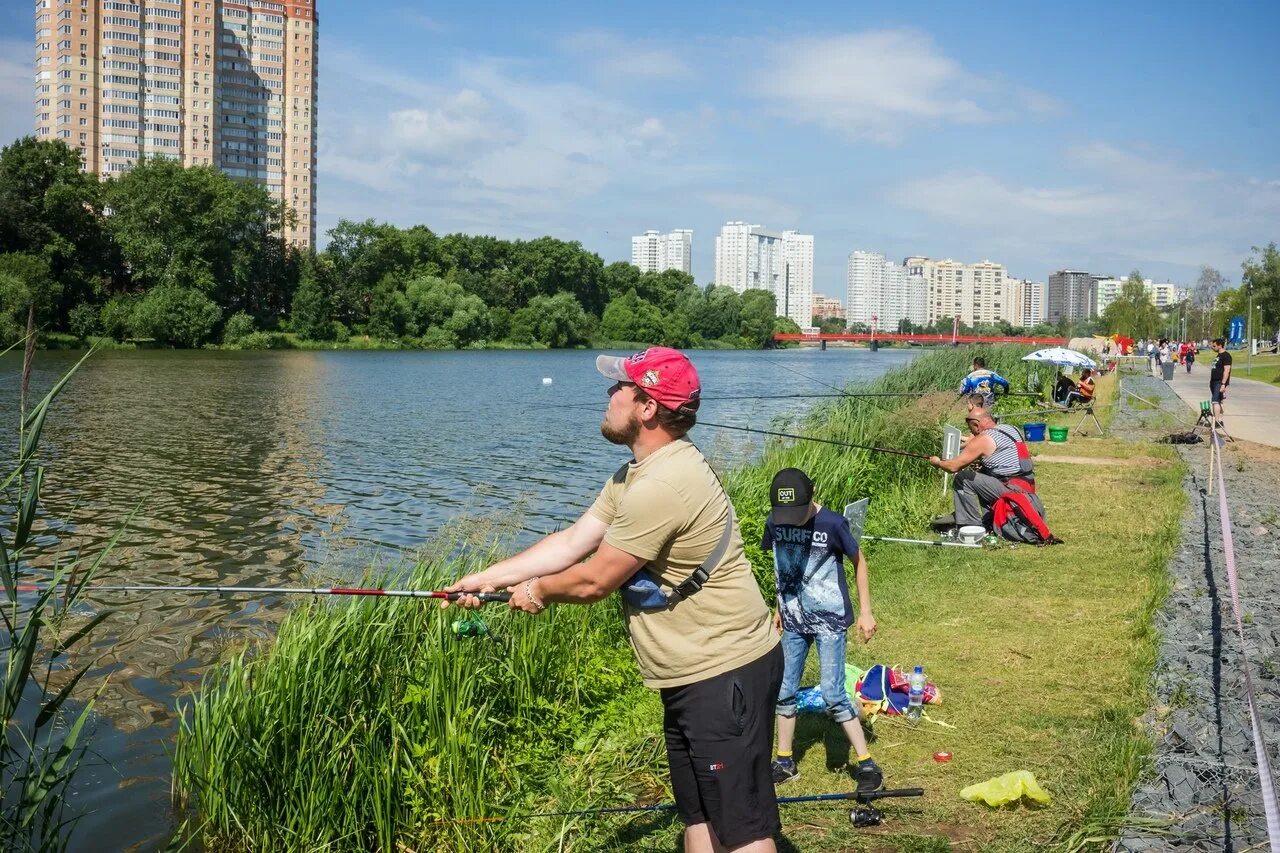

{"left": 927, "top": 406, "right": 1036, "bottom": 535}
{"left": 958, "top": 357, "right": 1010, "bottom": 409}
{"left": 446, "top": 346, "right": 783, "bottom": 853}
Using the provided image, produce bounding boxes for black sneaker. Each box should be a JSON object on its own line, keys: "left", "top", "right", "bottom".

{"left": 930, "top": 514, "right": 956, "bottom": 532}
{"left": 771, "top": 759, "right": 800, "bottom": 785}
{"left": 853, "top": 758, "right": 883, "bottom": 793}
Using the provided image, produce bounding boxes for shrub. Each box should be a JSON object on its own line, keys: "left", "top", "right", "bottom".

{"left": 222, "top": 311, "right": 256, "bottom": 345}
{"left": 68, "top": 302, "right": 102, "bottom": 340}
{"left": 99, "top": 295, "right": 136, "bottom": 341}
{"left": 129, "top": 286, "right": 222, "bottom": 347}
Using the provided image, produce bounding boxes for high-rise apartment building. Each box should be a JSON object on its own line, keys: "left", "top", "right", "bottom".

{"left": 1094, "top": 277, "right": 1124, "bottom": 316}
{"left": 847, "top": 251, "right": 927, "bottom": 331}
{"left": 1046, "top": 270, "right": 1096, "bottom": 323}
{"left": 34, "top": 0, "right": 318, "bottom": 246}
{"left": 779, "top": 230, "right": 813, "bottom": 329}
{"left": 1013, "top": 279, "right": 1046, "bottom": 328}
{"left": 714, "top": 222, "right": 813, "bottom": 327}
{"left": 1094, "top": 276, "right": 1189, "bottom": 316}
{"left": 904, "top": 257, "right": 1014, "bottom": 326}
{"left": 630, "top": 229, "right": 692, "bottom": 275}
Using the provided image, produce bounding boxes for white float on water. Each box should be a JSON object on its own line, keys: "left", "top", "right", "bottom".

{"left": 542, "top": 377, "right": 553, "bottom": 385}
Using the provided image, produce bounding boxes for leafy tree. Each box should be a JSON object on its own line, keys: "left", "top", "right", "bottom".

{"left": 738, "top": 289, "right": 778, "bottom": 347}
{"left": 365, "top": 275, "right": 409, "bottom": 340}
{"left": 1242, "top": 243, "right": 1280, "bottom": 330}
{"left": 104, "top": 158, "right": 292, "bottom": 318}
{"left": 602, "top": 262, "right": 643, "bottom": 302}
{"left": 68, "top": 303, "right": 101, "bottom": 340}
{"left": 100, "top": 295, "right": 136, "bottom": 342}
{"left": 403, "top": 275, "right": 489, "bottom": 346}
{"left": 0, "top": 253, "right": 58, "bottom": 345}
{"left": 662, "top": 311, "right": 693, "bottom": 348}
{"left": 510, "top": 237, "right": 607, "bottom": 315}
{"left": 0, "top": 137, "right": 114, "bottom": 324}
{"left": 510, "top": 293, "right": 594, "bottom": 347}
{"left": 290, "top": 257, "right": 333, "bottom": 341}
{"left": 773, "top": 316, "right": 803, "bottom": 337}
{"left": 130, "top": 285, "right": 221, "bottom": 347}
{"left": 599, "top": 289, "right": 664, "bottom": 344}
{"left": 687, "top": 286, "right": 741, "bottom": 341}
{"left": 1101, "top": 271, "right": 1159, "bottom": 339}
{"left": 325, "top": 219, "right": 439, "bottom": 325}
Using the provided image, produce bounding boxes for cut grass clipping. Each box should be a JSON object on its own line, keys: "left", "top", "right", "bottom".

{"left": 172, "top": 346, "right": 1185, "bottom": 851}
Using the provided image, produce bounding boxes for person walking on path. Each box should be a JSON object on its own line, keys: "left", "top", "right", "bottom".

{"left": 446, "top": 346, "right": 783, "bottom": 853}
{"left": 1210, "top": 338, "right": 1232, "bottom": 428}
{"left": 1185, "top": 344, "right": 1196, "bottom": 374}
{"left": 927, "top": 407, "right": 1036, "bottom": 532}
{"left": 761, "top": 468, "right": 883, "bottom": 793}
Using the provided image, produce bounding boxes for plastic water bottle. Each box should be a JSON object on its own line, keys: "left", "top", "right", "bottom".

{"left": 907, "top": 665, "right": 925, "bottom": 723}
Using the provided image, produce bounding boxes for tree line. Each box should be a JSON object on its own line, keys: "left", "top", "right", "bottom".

{"left": 0, "top": 138, "right": 799, "bottom": 351}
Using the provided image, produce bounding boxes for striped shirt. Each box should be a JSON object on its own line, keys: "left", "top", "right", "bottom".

{"left": 979, "top": 425, "right": 1023, "bottom": 479}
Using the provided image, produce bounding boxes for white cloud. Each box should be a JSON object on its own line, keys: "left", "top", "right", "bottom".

{"left": 558, "top": 31, "right": 693, "bottom": 81}
{"left": 0, "top": 39, "right": 33, "bottom": 149}
{"left": 889, "top": 143, "right": 1280, "bottom": 276}
{"left": 751, "top": 29, "right": 1056, "bottom": 144}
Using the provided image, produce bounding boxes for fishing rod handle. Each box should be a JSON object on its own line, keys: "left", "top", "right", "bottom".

{"left": 445, "top": 591, "right": 512, "bottom": 603}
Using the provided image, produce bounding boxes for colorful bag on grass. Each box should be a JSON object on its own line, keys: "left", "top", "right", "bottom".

{"left": 854, "top": 664, "right": 942, "bottom": 717}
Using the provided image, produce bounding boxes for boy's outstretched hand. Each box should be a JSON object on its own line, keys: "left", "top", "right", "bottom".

{"left": 855, "top": 612, "right": 877, "bottom": 642}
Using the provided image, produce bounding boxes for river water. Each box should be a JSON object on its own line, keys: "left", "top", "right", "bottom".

{"left": 1, "top": 346, "right": 918, "bottom": 850}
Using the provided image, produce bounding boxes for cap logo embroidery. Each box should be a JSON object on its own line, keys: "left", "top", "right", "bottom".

{"left": 641, "top": 369, "right": 660, "bottom": 387}
{"left": 777, "top": 488, "right": 795, "bottom": 503}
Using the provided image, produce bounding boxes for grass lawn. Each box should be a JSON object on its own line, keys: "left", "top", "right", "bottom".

{"left": 555, "top": 374, "right": 1187, "bottom": 852}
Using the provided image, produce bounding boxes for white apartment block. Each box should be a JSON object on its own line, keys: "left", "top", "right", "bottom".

{"left": 779, "top": 230, "right": 813, "bottom": 329}
{"left": 1013, "top": 279, "right": 1047, "bottom": 327}
{"left": 715, "top": 222, "right": 813, "bottom": 326}
{"left": 1094, "top": 277, "right": 1124, "bottom": 316}
{"left": 811, "top": 294, "right": 844, "bottom": 320}
{"left": 904, "top": 257, "right": 1015, "bottom": 325}
{"left": 846, "top": 251, "right": 927, "bottom": 331}
{"left": 630, "top": 229, "right": 692, "bottom": 275}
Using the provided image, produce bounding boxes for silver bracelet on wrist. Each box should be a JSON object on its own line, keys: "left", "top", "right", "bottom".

{"left": 525, "top": 579, "right": 545, "bottom": 612}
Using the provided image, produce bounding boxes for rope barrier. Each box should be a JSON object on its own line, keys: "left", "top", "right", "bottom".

{"left": 1209, "top": 427, "right": 1280, "bottom": 851}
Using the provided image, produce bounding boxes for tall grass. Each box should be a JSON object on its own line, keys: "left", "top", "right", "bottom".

{"left": 171, "top": 542, "right": 644, "bottom": 851}
{"left": 2, "top": 350, "right": 115, "bottom": 850}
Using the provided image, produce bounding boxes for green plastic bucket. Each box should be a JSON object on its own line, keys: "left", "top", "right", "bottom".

{"left": 1048, "top": 426, "right": 1069, "bottom": 443}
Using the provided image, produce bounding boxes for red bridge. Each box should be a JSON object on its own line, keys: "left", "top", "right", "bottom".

{"left": 773, "top": 333, "right": 1068, "bottom": 346}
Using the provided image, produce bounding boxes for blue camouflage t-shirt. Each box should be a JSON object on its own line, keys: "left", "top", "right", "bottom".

{"left": 761, "top": 506, "right": 859, "bottom": 635}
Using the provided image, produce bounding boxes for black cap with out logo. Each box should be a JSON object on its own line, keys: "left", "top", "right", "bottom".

{"left": 769, "top": 468, "right": 814, "bottom": 526}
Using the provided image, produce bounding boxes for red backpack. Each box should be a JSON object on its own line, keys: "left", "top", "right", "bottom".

{"left": 991, "top": 478, "right": 1061, "bottom": 545}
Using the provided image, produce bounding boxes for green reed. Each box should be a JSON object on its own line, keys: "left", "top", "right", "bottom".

{"left": 3, "top": 350, "right": 118, "bottom": 851}
{"left": 171, "top": 542, "right": 641, "bottom": 851}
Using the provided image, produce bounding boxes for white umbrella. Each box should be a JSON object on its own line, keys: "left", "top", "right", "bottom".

{"left": 1022, "top": 347, "right": 1097, "bottom": 369}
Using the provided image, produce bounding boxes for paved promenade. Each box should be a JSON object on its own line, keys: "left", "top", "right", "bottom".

{"left": 1159, "top": 357, "right": 1280, "bottom": 448}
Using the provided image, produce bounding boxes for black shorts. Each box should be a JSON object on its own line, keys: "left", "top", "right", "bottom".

{"left": 660, "top": 643, "right": 783, "bottom": 847}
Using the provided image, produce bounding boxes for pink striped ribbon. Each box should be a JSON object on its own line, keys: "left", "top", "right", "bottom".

{"left": 1212, "top": 430, "right": 1280, "bottom": 851}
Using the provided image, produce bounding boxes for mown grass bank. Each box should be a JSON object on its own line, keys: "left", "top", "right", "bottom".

{"left": 172, "top": 347, "right": 1184, "bottom": 851}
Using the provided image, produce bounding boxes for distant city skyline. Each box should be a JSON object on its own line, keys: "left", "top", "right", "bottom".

{"left": 2, "top": 2, "right": 1274, "bottom": 285}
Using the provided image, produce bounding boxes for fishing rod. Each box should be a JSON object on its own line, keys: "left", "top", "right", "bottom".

{"left": 843, "top": 499, "right": 983, "bottom": 549}
{"left": 12, "top": 584, "right": 511, "bottom": 602}
{"left": 694, "top": 419, "right": 932, "bottom": 461}
{"left": 445, "top": 787, "right": 925, "bottom": 828}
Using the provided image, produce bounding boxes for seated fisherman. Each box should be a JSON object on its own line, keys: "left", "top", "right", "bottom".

{"left": 1063, "top": 368, "right": 1095, "bottom": 407}
{"left": 958, "top": 357, "right": 1010, "bottom": 409}
{"left": 927, "top": 407, "right": 1035, "bottom": 533}
{"left": 1052, "top": 371, "right": 1077, "bottom": 406}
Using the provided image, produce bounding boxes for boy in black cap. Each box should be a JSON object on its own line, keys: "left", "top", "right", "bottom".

{"left": 762, "top": 468, "right": 883, "bottom": 791}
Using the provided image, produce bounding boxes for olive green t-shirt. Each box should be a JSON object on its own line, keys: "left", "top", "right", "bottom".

{"left": 588, "top": 437, "right": 777, "bottom": 688}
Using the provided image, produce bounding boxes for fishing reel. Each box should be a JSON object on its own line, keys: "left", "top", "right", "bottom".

{"left": 451, "top": 612, "right": 489, "bottom": 639}
{"left": 847, "top": 787, "right": 924, "bottom": 828}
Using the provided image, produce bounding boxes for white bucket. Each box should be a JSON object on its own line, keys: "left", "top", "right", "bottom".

{"left": 958, "top": 525, "right": 986, "bottom": 545}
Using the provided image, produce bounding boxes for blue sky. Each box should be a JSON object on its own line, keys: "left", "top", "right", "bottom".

{"left": 2, "top": 1, "right": 1277, "bottom": 296}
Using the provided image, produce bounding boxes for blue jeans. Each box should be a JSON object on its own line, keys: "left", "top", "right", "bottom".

{"left": 775, "top": 630, "right": 857, "bottom": 723}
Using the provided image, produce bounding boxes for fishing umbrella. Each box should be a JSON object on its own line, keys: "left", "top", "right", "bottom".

{"left": 1021, "top": 347, "right": 1097, "bottom": 369}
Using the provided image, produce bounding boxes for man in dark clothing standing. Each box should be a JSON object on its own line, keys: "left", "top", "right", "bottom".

{"left": 1210, "top": 338, "right": 1232, "bottom": 428}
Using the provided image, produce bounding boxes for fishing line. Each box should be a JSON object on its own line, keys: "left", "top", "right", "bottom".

{"left": 693, "top": 419, "right": 931, "bottom": 460}
{"left": 11, "top": 584, "right": 512, "bottom": 602}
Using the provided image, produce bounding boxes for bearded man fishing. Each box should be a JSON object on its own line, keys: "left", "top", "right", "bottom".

{"left": 446, "top": 346, "right": 783, "bottom": 853}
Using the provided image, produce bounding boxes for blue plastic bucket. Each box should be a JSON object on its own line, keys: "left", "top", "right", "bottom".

{"left": 1024, "top": 422, "right": 1047, "bottom": 442}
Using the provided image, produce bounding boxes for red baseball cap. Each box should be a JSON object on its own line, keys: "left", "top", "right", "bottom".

{"left": 595, "top": 347, "right": 702, "bottom": 412}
